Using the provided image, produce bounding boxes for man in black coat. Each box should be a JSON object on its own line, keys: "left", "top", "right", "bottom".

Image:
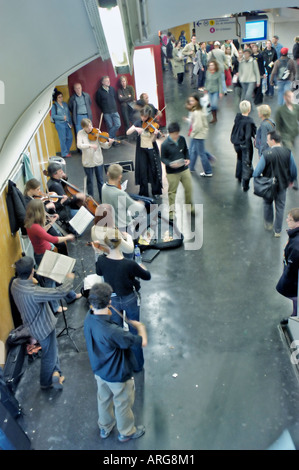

{"left": 95, "top": 76, "right": 121, "bottom": 146}
{"left": 277, "top": 208, "right": 299, "bottom": 320}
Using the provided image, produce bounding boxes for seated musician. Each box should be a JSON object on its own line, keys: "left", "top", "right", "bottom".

{"left": 90, "top": 203, "right": 134, "bottom": 259}
{"left": 46, "top": 162, "right": 86, "bottom": 230}
{"left": 102, "top": 163, "right": 146, "bottom": 242}
{"left": 23, "top": 178, "right": 68, "bottom": 255}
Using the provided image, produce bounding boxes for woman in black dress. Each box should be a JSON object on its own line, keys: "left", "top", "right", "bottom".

{"left": 126, "top": 105, "right": 163, "bottom": 198}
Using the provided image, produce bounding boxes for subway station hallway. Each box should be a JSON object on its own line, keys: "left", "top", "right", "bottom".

{"left": 15, "top": 69, "right": 299, "bottom": 451}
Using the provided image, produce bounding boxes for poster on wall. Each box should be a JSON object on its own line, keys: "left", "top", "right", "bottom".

{"left": 195, "top": 17, "right": 245, "bottom": 42}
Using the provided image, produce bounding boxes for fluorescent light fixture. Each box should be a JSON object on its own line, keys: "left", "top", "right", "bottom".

{"left": 98, "top": 5, "right": 129, "bottom": 69}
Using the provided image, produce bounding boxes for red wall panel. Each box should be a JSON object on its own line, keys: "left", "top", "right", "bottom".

{"left": 68, "top": 44, "right": 166, "bottom": 136}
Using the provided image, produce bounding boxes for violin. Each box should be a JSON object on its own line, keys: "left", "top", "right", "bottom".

{"left": 88, "top": 128, "right": 121, "bottom": 144}
{"left": 86, "top": 241, "right": 110, "bottom": 254}
{"left": 34, "top": 192, "right": 65, "bottom": 203}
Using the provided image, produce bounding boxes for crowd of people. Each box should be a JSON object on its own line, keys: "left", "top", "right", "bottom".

{"left": 7, "top": 31, "right": 299, "bottom": 445}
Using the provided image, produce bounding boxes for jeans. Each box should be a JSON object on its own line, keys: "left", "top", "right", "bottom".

{"left": 234, "top": 143, "right": 253, "bottom": 189}
{"left": 277, "top": 80, "right": 292, "bottom": 106}
{"left": 39, "top": 329, "right": 61, "bottom": 388}
{"left": 241, "top": 82, "right": 255, "bottom": 106}
{"left": 75, "top": 113, "right": 88, "bottom": 135}
{"left": 263, "top": 188, "right": 287, "bottom": 234}
{"left": 197, "top": 66, "right": 206, "bottom": 88}
{"left": 265, "top": 74, "right": 274, "bottom": 96}
{"left": 221, "top": 71, "right": 227, "bottom": 93}
{"left": 84, "top": 165, "right": 104, "bottom": 201}
{"left": 111, "top": 291, "right": 144, "bottom": 372}
{"left": 208, "top": 92, "right": 219, "bottom": 111}
{"left": 189, "top": 138, "right": 213, "bottom": 174}
{"left": 103, "top": 112, "right": 121, "bottom": 139}
{"left": 55, "top": 121, "right": 73, "bottom": 157}
{"left": 94, "top": 375, "right": 136, "bottom": 436}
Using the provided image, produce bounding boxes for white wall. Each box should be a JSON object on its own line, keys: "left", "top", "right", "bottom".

{"left": 0, "top": 0, "right": 102, "bottom": 192}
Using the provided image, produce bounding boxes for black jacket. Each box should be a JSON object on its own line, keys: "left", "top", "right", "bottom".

{"left": 6, "top": 180, "right": 26, "bottom": 235}
{"left": 230, "top": 113, "right": 256, "bottom": 147}
{"left": 161, "top": 136, "right": 189, "bottom": 174}
{"left": 262, "top": 146, "right": 291, "bottom": 192}
{"left": 95, "top": 86, "right": 118, "bottom": 114}
{"left": 276, "top": 226, "right": 299, "bottom": 298}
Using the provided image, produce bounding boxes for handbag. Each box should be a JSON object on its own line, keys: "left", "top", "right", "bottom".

{"left": 253, "top": 161, "right": 278, "bottom": 201}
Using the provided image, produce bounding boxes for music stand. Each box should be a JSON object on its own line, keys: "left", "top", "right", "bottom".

{"left": 56, "top": 300, "right": 80, "bottom": 353}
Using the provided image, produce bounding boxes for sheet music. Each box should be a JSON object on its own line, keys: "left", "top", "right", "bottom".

{"left": 37, "top": 250, "right": 76, "bottom": 284}
{"left": 69, "top": 206, "right": 94, "bottom": 235}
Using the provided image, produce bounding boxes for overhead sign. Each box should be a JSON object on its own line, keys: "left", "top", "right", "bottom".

{"left": 195, "top": 17, "right": 245, "bottom": 42}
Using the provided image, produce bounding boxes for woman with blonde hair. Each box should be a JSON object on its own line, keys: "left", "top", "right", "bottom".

{"left": 255, "top": 104, "right": 275, "bottom": 158}
{"left": 95, "top": 228, "right": 151, "bottom": 372}
{"left": 24, "top": 199, "right": 81, "bottom": 311}
{"left": 91, "top": 203, "right": 134, "bottom": 259}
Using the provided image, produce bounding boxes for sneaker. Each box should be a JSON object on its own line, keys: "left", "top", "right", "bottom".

{"left": 64, "top": 154, "right": 72, "bottom": 158}
{"left": 100, "top": 428, "right": 112, "bottom": 439}
{"left": 274, "top": 232, "right": 281, "bottom": 238}
{"left": 118, "top": 425, "right": 145, "bottom": 443}
{"left": 264, "top": 222, "right": 273, "bottom": 231}
{"left": 51, "top": 371, "right": 64, "bottom": 390}
{"left": 200, "top": 172, "right": 213, "bottom": 177}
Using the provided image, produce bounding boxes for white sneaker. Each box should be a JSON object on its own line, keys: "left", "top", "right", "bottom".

{"left": 200, "top": 172, "right": 213, "bottom": 177}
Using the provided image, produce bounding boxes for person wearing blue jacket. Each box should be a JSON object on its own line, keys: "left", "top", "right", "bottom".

{"left": 51, "top": 89, "right": 73, "bottom": 158}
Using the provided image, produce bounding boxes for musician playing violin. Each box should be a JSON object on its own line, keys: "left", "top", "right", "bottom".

{"left": 77, "top": 118, "right": 113, "bottom": 202}
{"left": 24, "top": 178, "right": 69, "bottom": 255}
{"left": 47, "top": 162, "right": 86, "bottom": 230}
{"left": 126, "top": 105, "right": 163, "bottom": 198}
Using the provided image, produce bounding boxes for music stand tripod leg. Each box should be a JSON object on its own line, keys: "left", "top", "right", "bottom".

{"left": 56, "top": 300, "right": 80, "bottom": 352}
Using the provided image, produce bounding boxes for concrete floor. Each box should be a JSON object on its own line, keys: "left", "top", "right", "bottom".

{"left": 14, "top": 69, "right": 299, "bottom": 451}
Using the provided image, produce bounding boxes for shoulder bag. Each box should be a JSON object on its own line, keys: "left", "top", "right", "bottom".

{"left": 253, "top": 159, "right": 278, "bottom": 201}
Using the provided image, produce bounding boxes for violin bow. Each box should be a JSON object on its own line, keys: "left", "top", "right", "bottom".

{"left": 142, "top": 105, "right": 167, "bottom": 132}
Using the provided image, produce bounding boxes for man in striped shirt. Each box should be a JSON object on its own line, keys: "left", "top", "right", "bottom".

{"left": 10, "top": 256, "right": 75, "bottom": 390}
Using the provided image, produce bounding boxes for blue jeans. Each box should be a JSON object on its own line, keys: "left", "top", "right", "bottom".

{"left": 39, "top": 329, "right": 61, "bottom": 388}
{"left": 221, "top": 71, "right": 227, "bottom": 93}
{"left": 208, "top": 92, "right": 219, "bottom": 111}
{"left": 189, "top": 138, "right": 213, "bottom": 174}
{"left": 277, "top": 80, "right": 292, "bottom": 106}
{"left": 75, "top": 113, "right": 88, "bottom": 135}
{"left": 111, "top": 291, "right": 144, "bottom": 372}
{"left": 197, "top": 66, "right": 206, "bottom": 88}
{"left": 265, "top": 75, "right": 274, "bottom": 96}
{"left": 84, "top": 165, "right": 103, "bottom": 200}
{"left": 103, "top": 112, "right": 121, "bottom": 139}
{"left": 55, "top": 121, "right": 73, "bottom": 156}
{"left": 263, "top": 188, "right": 287, "bottom": 234}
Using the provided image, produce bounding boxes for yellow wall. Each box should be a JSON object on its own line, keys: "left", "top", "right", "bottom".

{"left": 0, "top": 192, "right": 22, "bottom": 357}
{"left": 169, "top": 23, "right": 193, "bottom": 42}
{"left": 51, "top": 85, "right": 77, "bottom": 154}
{"left": 0, "top": 111, "right": 57, "bottom": 363}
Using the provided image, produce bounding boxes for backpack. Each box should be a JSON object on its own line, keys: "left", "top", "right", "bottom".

{"left": 277, "top": 58, "right": 290, "bottom": 80}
